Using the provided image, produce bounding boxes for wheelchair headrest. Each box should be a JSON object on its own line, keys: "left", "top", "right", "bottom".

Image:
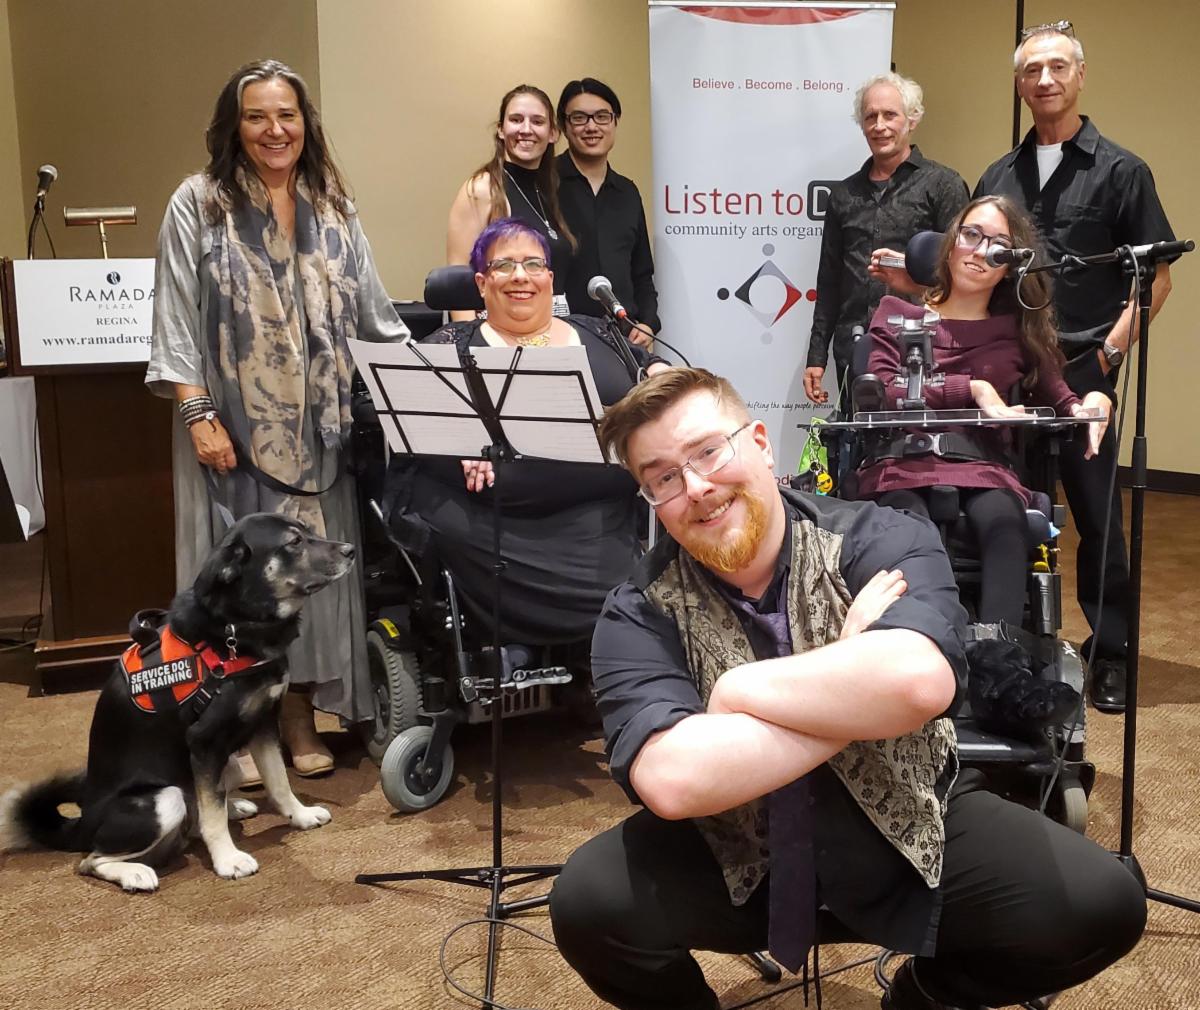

{"left": 904, "top": 230, "right": 944, "bottom": 288}
{"left": 424, "top": 265, "right": 484, "bottom": 312}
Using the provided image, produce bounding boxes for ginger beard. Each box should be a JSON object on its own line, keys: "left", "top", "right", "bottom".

{"left": 677, "top": 484, "right": 769, "bottom": 573}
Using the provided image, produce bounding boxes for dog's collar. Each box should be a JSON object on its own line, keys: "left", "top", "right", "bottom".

{"left": 196, "top": 629, "right": 261, "bottom": 676}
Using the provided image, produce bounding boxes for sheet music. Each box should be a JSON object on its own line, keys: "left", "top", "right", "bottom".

{"left": 347, "top": 339, "right": 489, "bottom": 457}
{"left": 347, "top": 338, "right": 608, "bottom": 463}
{"left": 472, "top": 345, "right": 606, "bottom": 463}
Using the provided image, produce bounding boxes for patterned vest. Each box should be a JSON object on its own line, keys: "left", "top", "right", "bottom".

{"left": 641, "top": 514, "right": 958, "bottom": 904}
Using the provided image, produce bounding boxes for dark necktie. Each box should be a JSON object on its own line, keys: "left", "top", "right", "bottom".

{"left": 768, "top": 774, "right": 816, "bottom": 974}
{"left": 707, "top": 564, "right": 815, "bottom": 973}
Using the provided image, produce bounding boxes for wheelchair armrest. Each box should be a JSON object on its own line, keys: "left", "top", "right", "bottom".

{"left": 1024, "top": 509, "right": 1052, "bottom": 546}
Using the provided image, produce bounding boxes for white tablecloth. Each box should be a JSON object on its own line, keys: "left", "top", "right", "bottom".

{"left": 0, "top": 376, "right": 45, "bottom": 537}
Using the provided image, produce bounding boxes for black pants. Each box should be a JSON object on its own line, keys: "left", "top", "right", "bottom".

{"left": 1060, "top": 351, "right": 1128, "bottom": 660}
{"left": 550, "top": 787, "right": 1145, "bottom": 1009}
{"left": 876, "top": 487, "right": 1028, "bottom": 627}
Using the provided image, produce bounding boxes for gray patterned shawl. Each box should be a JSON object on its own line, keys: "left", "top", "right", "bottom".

{"left": 203, "top": 168, "right": 358, "bottom": 511}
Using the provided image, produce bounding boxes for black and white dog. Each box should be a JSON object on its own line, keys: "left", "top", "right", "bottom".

{"left": 0, "top": 513, "right": 355, "bottom": 891}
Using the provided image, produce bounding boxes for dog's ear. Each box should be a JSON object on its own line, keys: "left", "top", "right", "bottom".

{"left": 204, "top": 533, "right": 251, "bottom": 586}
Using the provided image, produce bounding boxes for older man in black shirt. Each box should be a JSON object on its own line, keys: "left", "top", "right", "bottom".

{"left": 556, "top": 78, "right": 660, "bottom": 340}
{"left": 975, "top": 23, "right": 1175, "bottom": 713}
{"left": 805, "top": 73, "right": 968, "bottom": 408}
{"left": 549, "top": 367, "right": 1145, "bottom": 1010}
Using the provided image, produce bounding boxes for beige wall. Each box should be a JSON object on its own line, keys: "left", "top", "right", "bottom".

{"left": 5, "top": 0, "right": 321, "bottom": 261}
{"left": 893, "top": 0, "right": 1198, "bottom": 473}
{"left": 3, "top": 1, "right": 1195, "bottom": 473}
{"left": 315, "top": 0, "right": 653, "bottom": 300}
{"left": 0, "top": 0, "right": 25, "bottom": 260}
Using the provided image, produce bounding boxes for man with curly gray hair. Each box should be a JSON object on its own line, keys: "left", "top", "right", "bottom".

{"left": 804, "top": 72, "right": 967, "bottom": 409}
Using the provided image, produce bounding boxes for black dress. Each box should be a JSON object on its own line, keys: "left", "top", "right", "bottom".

{"left": 503, "top": 162, "right": 573, "bottom": 303}
{"left": 387, "top": 315, "right": 646, "bottom": 644}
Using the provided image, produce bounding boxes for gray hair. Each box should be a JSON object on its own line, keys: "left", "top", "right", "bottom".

{"left": 853, "top": 72, "right": 924, "bottom": 127}
{"left": 1013, "top": 29, "right": 1085, "bottom": 71}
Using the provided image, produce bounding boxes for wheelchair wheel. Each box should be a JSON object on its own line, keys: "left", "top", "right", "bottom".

{"left": 360, "top": 626, "right": 422, "bottom": 765}
{"left": 1049, "top": 773, "right": 1089, "bottom": 835}
{"left": 380, "top": 726, "right": 455, "bottom": 812}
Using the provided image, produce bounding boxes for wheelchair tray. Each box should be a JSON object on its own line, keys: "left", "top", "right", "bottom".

{"left": 799, "top": 407, "right": 1100, "bottom": 432}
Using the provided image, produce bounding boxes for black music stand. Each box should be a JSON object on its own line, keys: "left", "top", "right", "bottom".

{"left": 348, "top": 336, "right": 611, "bottom": 1005}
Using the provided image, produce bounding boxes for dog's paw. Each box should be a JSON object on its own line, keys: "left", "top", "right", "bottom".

{"left": 212, "top": 849, "right": 259, "bottom": 880}
{"left": 289, "top": 804, "right": 331, "bottom": 830}
{"left": 116, "top": 864, "right": 160, "bottom": 892}
{"left": 228, "top": 797, "right": 259, "bottom": 821}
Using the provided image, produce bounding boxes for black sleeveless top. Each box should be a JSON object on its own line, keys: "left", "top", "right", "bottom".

{"left": 502, "top": 162, "right": 573, "bottom": 302}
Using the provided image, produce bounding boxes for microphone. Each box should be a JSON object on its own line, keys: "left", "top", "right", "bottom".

{"left": 984, "top": 246, "right": 1035, "bottom": 268}
{"left": 587, "top": 275, "right": 628, "bottom": 320}
{"left": 587, "top": 275, "right": 643, "bottom": 381}
{"left": 34, "top": 164, "right": 58, "bottom": 205}
{"left": 1126, "top": 239, "right": 1195, "bottom": 260}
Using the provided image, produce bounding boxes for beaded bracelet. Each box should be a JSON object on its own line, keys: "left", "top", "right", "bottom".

{"left": 179, "top": 395, "right": 217, "bottom": 429}
{"left": 184, "top": 410, "right": 218, "bottom": 430}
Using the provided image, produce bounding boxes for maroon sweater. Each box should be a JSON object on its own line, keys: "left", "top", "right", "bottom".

{"left": 856, "top": 296, "right": 1080, "bottom": 506}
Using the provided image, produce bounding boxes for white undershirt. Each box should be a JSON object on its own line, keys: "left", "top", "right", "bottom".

{"left": 1036, "top": 143, "right": 1064, "bottom": 190}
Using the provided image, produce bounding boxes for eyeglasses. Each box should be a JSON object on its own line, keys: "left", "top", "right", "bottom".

{"left": 1020, "top": 19, "right": 1073, "bottom": 39}
{"left": 638, "top": 423, "right": 751, "bottom": 506}
{"left": 565, "top": 110, "right": 615, "bottom": 127}
{"left": 956, "top": 224, "right": 1014, "bottom": 255}
{"left": 486, "top": 257, "right": 549, "bottom": 277}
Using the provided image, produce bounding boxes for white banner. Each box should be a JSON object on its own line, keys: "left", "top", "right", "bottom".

{"left": 13, "top": 259, "right": 155, "bottom": 367}
{"left": 649, "top": 2, "right": 893, "bottom": 467}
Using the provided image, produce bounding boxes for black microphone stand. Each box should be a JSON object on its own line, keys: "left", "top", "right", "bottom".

{"left": 1028, "top": 239, "right": 1199, "bottom": 913}
{"left": 1118, "top": 245, "right": 1199, "bottom": 913}
{"left": 26, "top": 194, "right": 45, "bottom": 260}
{"left": 598, "top": 310, "right": 646, "bottom": 384}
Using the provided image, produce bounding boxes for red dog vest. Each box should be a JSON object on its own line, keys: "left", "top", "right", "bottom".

{"left": 121, "top": 615, "right": 260, "bottom": 715}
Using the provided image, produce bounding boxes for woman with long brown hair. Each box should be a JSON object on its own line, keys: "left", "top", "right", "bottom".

{"left": 446, "top": 85, "right": 575, "bottom": 320}
{"left": 146, "top": 59, "right": 409, "bottom": 780}
{"left": 856, "top": 194, "right": 1110, "bottom": 625}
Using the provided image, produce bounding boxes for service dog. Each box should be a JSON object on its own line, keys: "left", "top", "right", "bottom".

{"left": 0, "top": 513, "right": 355, "bottom": 891}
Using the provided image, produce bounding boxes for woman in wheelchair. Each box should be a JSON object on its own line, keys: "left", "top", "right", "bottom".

{"left": 856, "top": 195, "right": 1111, "bottom": 626}
{"left": 387, "top": 217, "right": 666, "bottom": 647}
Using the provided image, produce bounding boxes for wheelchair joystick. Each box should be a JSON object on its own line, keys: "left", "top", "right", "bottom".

{"left": 888, "top": 308, "right": 939, "bottom": 411}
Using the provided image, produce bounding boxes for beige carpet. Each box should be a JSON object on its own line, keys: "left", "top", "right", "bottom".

{"left": 1, "top": 490, "right": 1198, "bottom": 1010}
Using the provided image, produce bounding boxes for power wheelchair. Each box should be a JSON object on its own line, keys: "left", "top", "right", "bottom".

{"left": 805, "top": 236, "right": 1094, "bottom": 833}
{"left": 351, "top": 266, "right": 633, "bottom": 812}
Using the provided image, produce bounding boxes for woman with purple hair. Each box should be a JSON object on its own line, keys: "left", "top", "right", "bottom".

{"left": 388, "top": 217, "right": 666, "bottom": 646}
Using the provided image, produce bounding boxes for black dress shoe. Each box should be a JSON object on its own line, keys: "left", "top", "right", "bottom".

{"left": 881, "top": 960, "right": 985, "bottom": 1010}
{"left": 1088, "top": 657, "right": 1127, "bottom": 714}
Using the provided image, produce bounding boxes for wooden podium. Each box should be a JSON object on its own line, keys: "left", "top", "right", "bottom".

{"left": 1, "top": 258, "right": 175, "bottom": 692}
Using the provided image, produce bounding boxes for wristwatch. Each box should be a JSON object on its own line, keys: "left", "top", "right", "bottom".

{"left": 1100, "top": 341, "right": 1125, "bottom": 368}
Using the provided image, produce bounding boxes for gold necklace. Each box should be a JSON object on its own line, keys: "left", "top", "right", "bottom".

{"left": 512, "top": 328, "right": 552, "bottom": 347}
{"left": 483, "top": 320, "right": 553, "bottom": 347}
